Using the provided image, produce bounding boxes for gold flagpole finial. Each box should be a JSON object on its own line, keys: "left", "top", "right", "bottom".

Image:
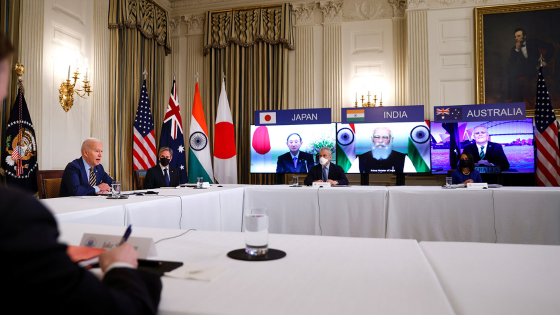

{"left": 15, "top": 63, "right": 25, "bottom": 79}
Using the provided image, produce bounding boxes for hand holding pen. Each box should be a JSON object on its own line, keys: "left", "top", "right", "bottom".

{"left": 99, "top": 225, "right": 138, "bottom": 271}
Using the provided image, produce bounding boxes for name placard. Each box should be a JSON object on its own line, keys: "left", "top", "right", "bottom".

{"left": 312, "top": 182, "right": 332, "bottom": 188}
{"left": 467, "top": 182, "right": 489, "bottom": 189}
{"left": 434, "top": 102, "right": 525, "bottom": 123}
{"left": 341, "top": 105, "right": 424, "bottom": 124}
{"left": 80, "top": 233, "right": 158, "bottom": 259}
{"left": 255, "top": 108, "right": 331, "bottom": 126}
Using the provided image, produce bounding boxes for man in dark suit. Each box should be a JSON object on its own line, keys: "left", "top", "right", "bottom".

{"left": 358, "top": 127, "right": 414, "bottom": 173}
{"left": 60, "top": 138, "right": 113, "bottom": 197}
{"left": 276, "top": 133, "right": 315, "bottom": 173}
{"left": 462, "top": 125, "right": 510, "bottom": 171}
{"left": 1, "top": 32, "right": 161, "bottom": 314}
{"left": 501, "top": 28, "right": 555, "bottom": 102}
{"left": 1, "top": 187, "right": 162, "bottom": 314}
{"left": 304, "top": 147, "right": 348, "bottom": 185}
{"left": 144, "top": 147, "right": 180, "bottom": 189}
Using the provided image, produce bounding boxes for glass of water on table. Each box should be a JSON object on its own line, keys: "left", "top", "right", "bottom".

{"left": 245, "top": 212, "right": 268, "bottom": 256}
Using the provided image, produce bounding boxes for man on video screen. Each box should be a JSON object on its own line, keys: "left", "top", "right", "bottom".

{"left": 358, "top": 127, "right": 415, "bottom": 173}
{"left": 462, "top": 125, "right": 510, "bottom": 171}
{"left": 276, "top": 133, "right": 315, "bottom": 173}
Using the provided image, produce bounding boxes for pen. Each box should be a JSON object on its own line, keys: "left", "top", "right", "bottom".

{"left": 119, "top": 224, "right": 132, "bottom": 245}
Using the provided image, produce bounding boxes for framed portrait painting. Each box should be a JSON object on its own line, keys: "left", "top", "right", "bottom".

{"left": 475, "top": 1, "right": 560, "bottom": 116}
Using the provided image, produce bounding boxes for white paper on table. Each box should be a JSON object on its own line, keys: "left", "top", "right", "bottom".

{"left": 164, "top": 264, "right": 227, "bottom": 281}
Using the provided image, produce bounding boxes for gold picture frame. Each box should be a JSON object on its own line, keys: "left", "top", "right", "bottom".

{"left": 475, "top": 0, "right": 560, "bottom": 117}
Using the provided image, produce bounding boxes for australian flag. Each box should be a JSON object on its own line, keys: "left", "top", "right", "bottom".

{"left": 435, "top": 106, "right": 463, "bottom": 122}
{"left": 442, "top": 123, "right": 461, "bottom": 169}
{"left": 2, "top": 85, "right": 38, "bottom": 193}
{"left": 159, "top": 79, "right": 187, "bottom": 183}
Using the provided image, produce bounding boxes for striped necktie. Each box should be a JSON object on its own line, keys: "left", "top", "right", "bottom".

{"left": 479, "top": 146, "right": 485, "bottom": 159}
{"left": 89, "top": 167, "right": 96, "bottom": 186}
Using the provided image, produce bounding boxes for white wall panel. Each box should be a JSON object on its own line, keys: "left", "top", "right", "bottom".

{"left": 427, "top": 7, "right": 474, "bottom": 120}
{"left": 42, "top": 0, "right": 93, "bottom": 170}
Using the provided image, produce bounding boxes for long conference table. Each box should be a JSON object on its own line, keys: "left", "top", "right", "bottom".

{"left": 42, "top": 185, "right": 560, "bottom": 245}
{"left": 57, "top": 223, "right": 560, "bottom": 315}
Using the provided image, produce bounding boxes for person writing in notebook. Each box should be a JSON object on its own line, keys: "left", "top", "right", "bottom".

{"left": 1, "top": 31, "right": 161, "bottom": 315}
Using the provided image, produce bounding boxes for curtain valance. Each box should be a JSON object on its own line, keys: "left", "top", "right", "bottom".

{"left": 109, "top": 0, "right": 171, "bottom": 55}
{"left": 203, "top": 3, "right": 294, "bottom": 56}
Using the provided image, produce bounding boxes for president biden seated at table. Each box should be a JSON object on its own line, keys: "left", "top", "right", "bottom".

{"left": 59, "top": 138, "right": 113, "bottom": 197}
{"left": 304, "top": 147, "right": 348, "bottom": 185}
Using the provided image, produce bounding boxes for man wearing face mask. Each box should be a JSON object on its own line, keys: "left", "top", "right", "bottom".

{"left": 143, "top": 147, "right": 180, "bottom": 189}
{"left": 304, "top": 147, "right": 348, "bottom": 186}
{"left": 358, "top": 127, "right": 415, "bottom": 173}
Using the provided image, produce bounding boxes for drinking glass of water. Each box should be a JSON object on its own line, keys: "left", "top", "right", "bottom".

{"left": 111, "top": 181, "right": 121, "bottom": 198}
{"left": 197, "top": 177, "right": 203, "bottom": 188}
{"left": 244, "top": 213, "right": 268, "bottom": 256}
{"left": 445, "top": 177, "right": 452, "bottom": 187}
{"left": 292, "top": 176, "right": 299, "bottom": 187}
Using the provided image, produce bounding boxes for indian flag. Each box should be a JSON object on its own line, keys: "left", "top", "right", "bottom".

{"left": 347, "top": 109, "right": 365, "bottom": 122}
{"left": 336, "top": 124, "right": 356, "bottom": 172}
{"left": 187, "top": 82, "right": 214, "bottom": 183}
{"left": 407, "top": 121, "right": 431, "bottom": 173}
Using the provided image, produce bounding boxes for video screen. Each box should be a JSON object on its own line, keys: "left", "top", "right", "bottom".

{"left": 250, "top": 124, "right": 337, "bottom": 173}
{"left": 431, "top": 119, "right": 534, "bottom": 174}
{"left": 336, "top": 122, "right": 431, "bottom": 174}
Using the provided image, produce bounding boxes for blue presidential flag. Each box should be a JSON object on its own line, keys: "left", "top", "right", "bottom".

{"left": 2, "top": 85, "right": 38, "bottom": 193}
{"left": 159, "top": 79, "right": 187, "bottom": 183}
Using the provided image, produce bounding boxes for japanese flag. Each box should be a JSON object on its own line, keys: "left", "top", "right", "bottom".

{"left": 259, "top": 112, "right": 276, "bottom": 125}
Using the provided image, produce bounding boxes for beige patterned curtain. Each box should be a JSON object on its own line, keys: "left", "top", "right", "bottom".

{"left": 108, "top": 0, "right": 170, "bottom": 189}
{"left": 204, "top": 4, "right": 294, "bottom": 184}
{"left": 0, "top": 0, "right": 21, "bottom": 182}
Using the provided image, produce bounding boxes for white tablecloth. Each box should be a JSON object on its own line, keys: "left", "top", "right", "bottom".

{"left": 420, "top": 241, "right": 560, "bottom": 315}
{"left": 58, "top": 223, "right": 456, "bottom": 315}
{"left": 318, "top": 186, "right": 388, "bottom": 238}
{"left": 46, "top": 186, "right": 245, "bottom": 232}
{"left": 41, "top": 197, "right": 126, "bottom": 226}
{"left": 492, "top": 187, "right": 560, "bottom": 245}
{"left": 386, "top": 186, "right": 497, "bottom": 242}
{"left": 243, "top": 186, "right": 321, "bottom": 235}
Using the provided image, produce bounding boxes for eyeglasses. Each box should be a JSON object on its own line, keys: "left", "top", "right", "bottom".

{"left": 373, "top": 135, "right": 390, "bottom": 140}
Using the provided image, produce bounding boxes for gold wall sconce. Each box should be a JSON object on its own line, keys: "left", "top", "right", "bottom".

{"left": 59, "top": 66, "right": 92, "bottom": 112}
{"left": 354, "top": 91, "right": 383, "bottom": 108}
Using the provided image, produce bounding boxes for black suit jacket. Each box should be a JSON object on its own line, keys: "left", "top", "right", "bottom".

{"left": 508, "top": 39, "right": 555, "bottom": 77}
{"left": 462, "top": 141, "right": 510, "bottom": 171}
{"left": 60, "top": 157, "right": 113, "bottom": 197}
{"left": 276, "top": 151, "right": 315, "bottom": 173}
{"left": 143, "top": 165, "right": 180, "bottom": 189}
{"left": 0, "top": 188, "right": 161, "bottom": 314}
{"left": 304, "top": 163, "right": 348, "bottom": 185}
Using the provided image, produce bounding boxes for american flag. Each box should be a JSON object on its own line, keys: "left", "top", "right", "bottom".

{"left": 133, "top": 80, "right": 157, "bottom": 170}
{"left": 534, "top": 66, "right": 560, "bottom": 186}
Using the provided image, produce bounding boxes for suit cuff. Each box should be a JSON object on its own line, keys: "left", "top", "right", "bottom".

{"left": 105, "top": 262, "right": 136, "bottom": 274}
{"left": 93, "top": 186, "right": 100, "bottom": 193}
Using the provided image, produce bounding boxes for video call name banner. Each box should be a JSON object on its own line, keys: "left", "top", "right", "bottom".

{"left": 255, "top": 109, "right": 331, "bottom": 126}
{"left": 433, "top": 102, "right": 526, "bottom": 123}
{"left": 340, "top": 105, "right": 425, "bottom": 124}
